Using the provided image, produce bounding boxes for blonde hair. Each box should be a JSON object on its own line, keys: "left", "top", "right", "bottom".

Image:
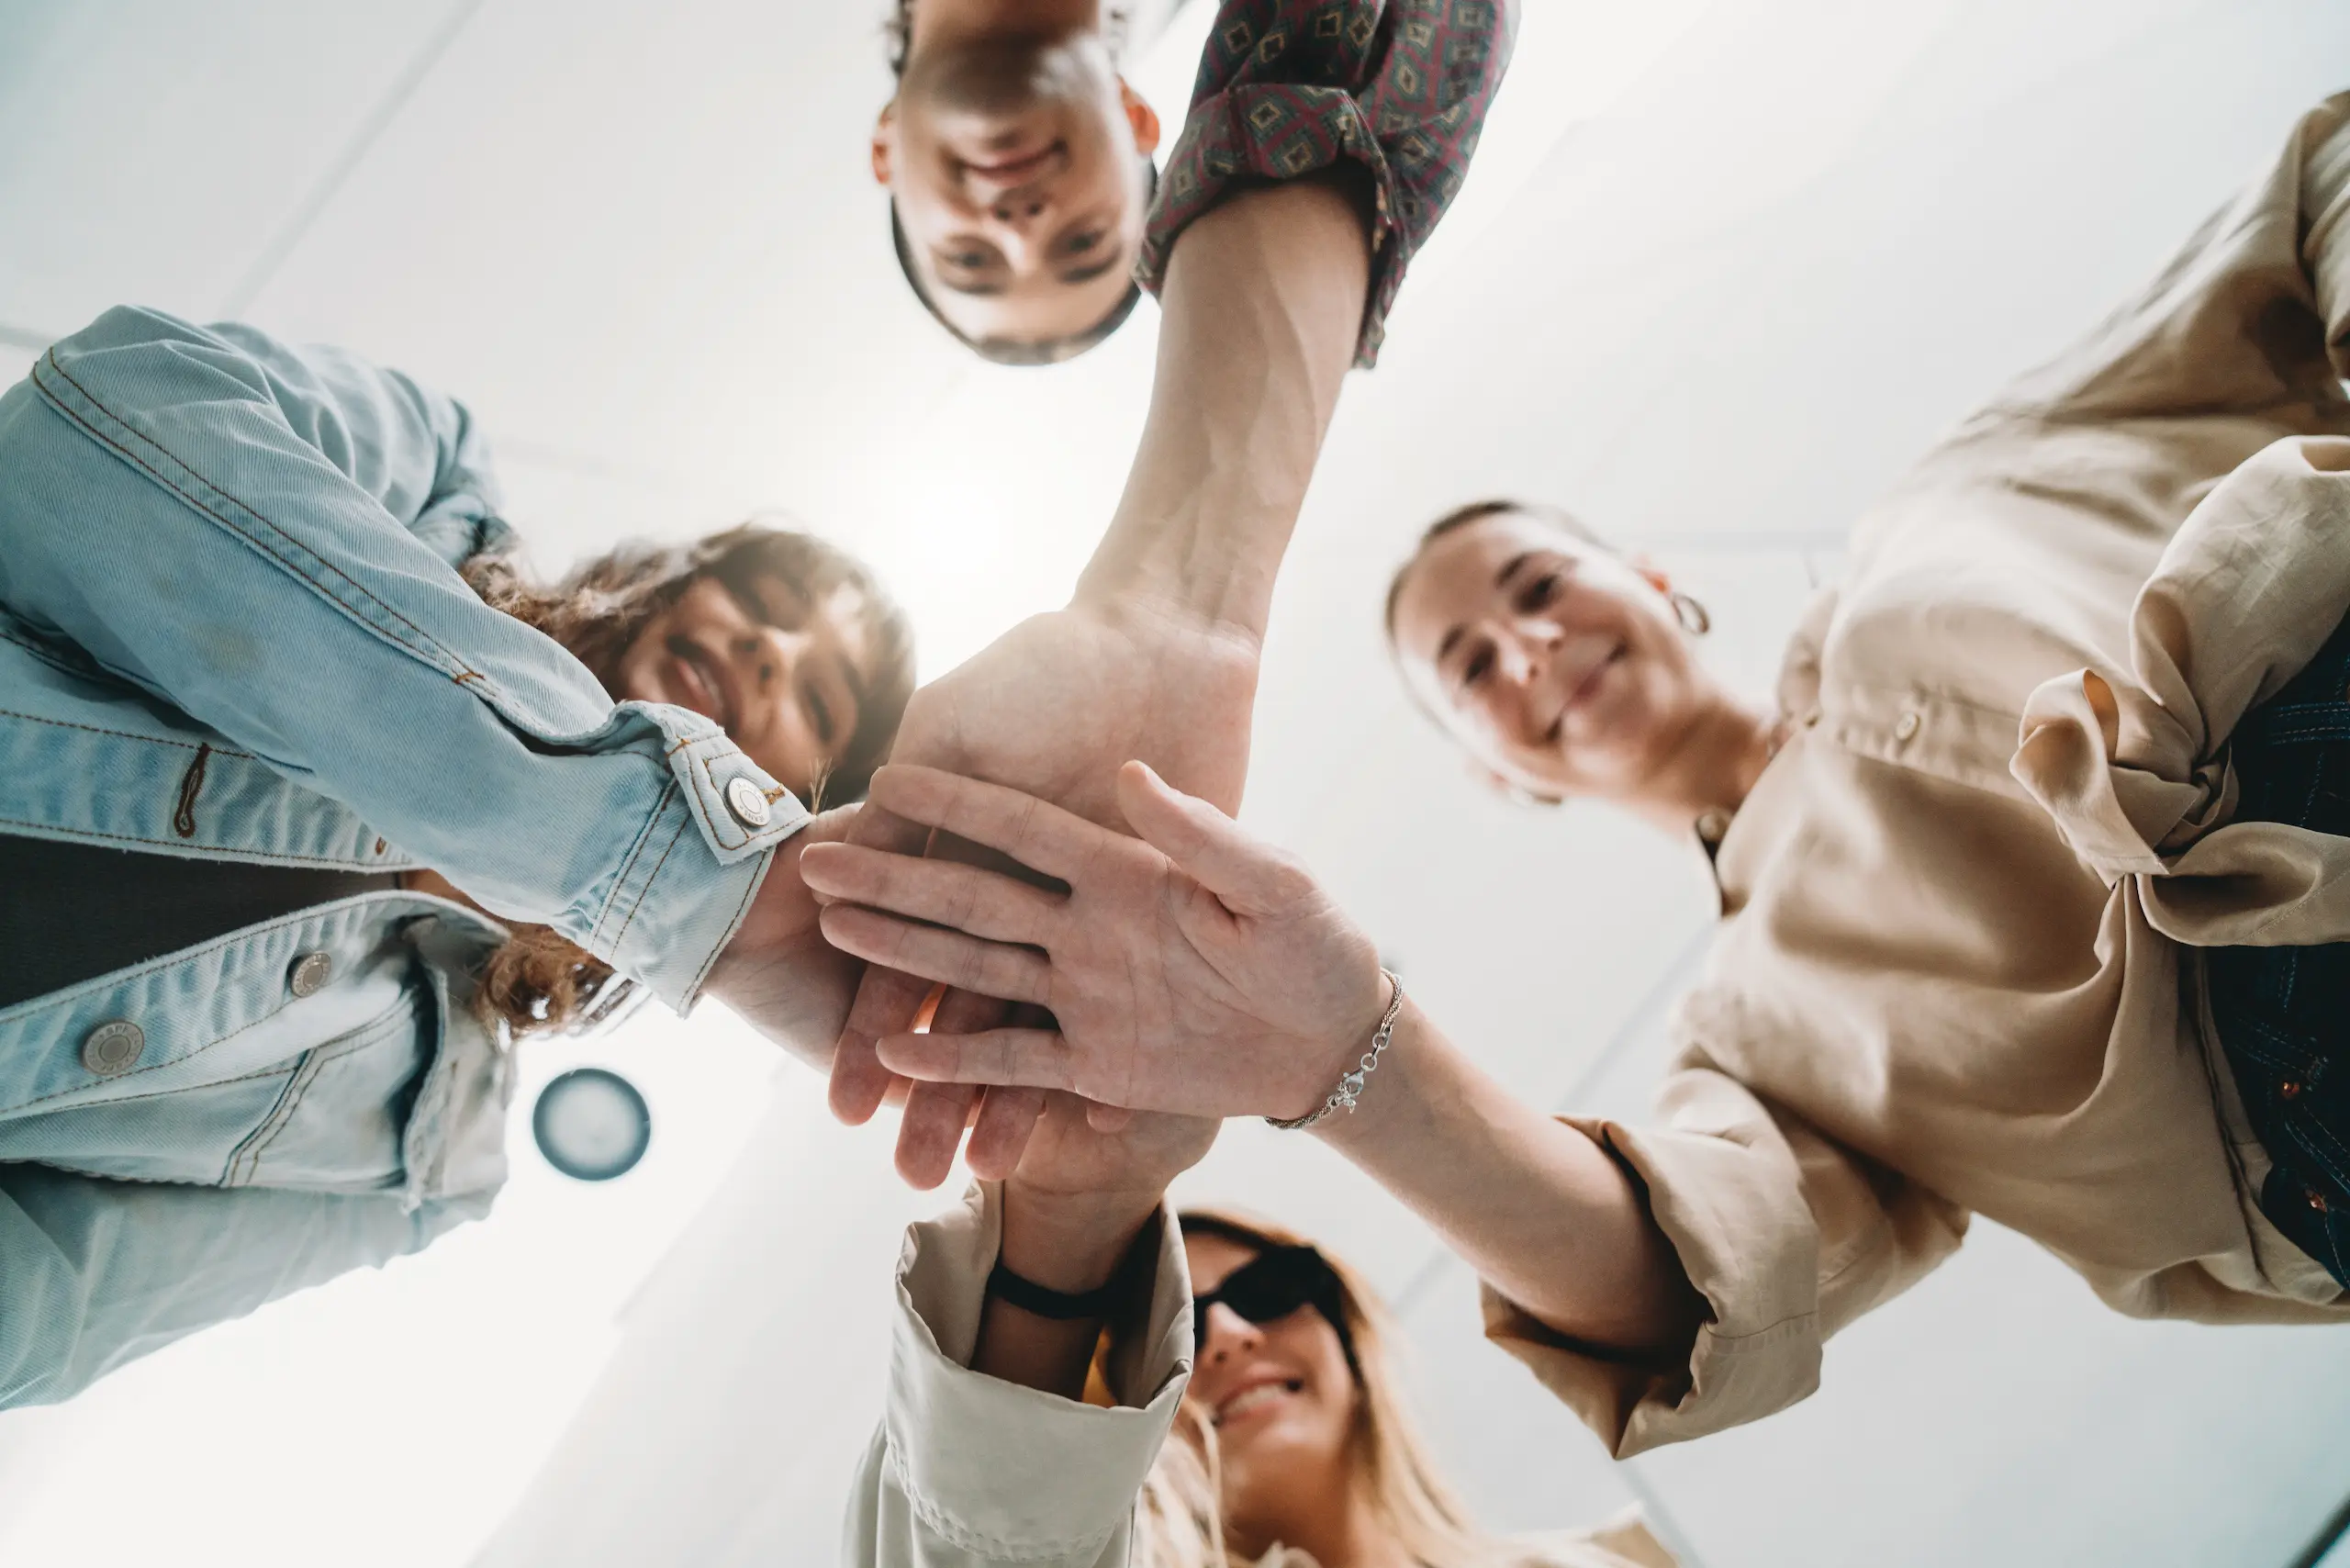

{"left": 1137, "top": 1209, "right": 1504, "bottom": 1568}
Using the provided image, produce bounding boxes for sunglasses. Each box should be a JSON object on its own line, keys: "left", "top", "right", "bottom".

{"left": 1191, "top": 1245, "right": 1356, "bottom": 1368}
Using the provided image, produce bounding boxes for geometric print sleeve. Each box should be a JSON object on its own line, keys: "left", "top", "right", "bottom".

{"left": 1136, "top": 0, "right": 1517, "bottom": 368}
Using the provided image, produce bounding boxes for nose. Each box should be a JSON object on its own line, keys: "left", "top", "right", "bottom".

{"left": 1483, "top": 616, "right": 1558, "bottom": 689}
{"left": 729, "top": 621, "right": 800, "bottom": 705}
{"left": 1201, "top": 1303, "right": 1263, "bottom": 1362}
{"left": 968, "top": 174, "right": 1054, "bottom": 230}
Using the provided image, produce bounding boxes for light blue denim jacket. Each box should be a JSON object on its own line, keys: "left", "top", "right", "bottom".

{"left": 0, "top": 307, "right": 810, "bottom": 1407}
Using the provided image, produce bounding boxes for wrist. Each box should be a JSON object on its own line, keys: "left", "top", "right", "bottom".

{"left": 1309, "top": 1000, "right": 1425, "bottom": 1148}
{"left": 1276, "top": 961, "right": 1397, "bottom": 1124}
{"left": 1074, "top": 521, "right": 1282, "bottom": 635}
{"left": 1000, "top": 1181, "right": 1161, "bottom": 1296}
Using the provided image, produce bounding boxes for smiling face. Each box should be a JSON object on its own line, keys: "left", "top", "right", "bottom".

{"left": 610, "top": 569, "right": 877, "bottom": 800}
{"left": 875, "top": 28, "right": 1158, "bottom": 353}
{"left": 1390, "top": 508, "right": 1708, "bottom": 802}
{"left": 1181, "top": 1231, "right": 1360, "bottom": 1523}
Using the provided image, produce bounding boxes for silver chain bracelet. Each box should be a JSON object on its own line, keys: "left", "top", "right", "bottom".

{"left": 1265, "top": 969, "right": 1404, "bottom": 1131}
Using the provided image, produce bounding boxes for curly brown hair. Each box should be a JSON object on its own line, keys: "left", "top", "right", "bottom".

{"left": 454, "top": 521, "right": 915, "bottom": 1040}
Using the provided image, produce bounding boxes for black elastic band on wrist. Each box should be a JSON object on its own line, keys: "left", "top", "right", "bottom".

{"left": 987, "top": 1260, "right": 1121, "bottom": 1321}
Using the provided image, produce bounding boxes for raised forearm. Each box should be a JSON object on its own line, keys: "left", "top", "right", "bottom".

{"left": 1315, "top": 1003, "right": 1706, "bottom": 1356}
{"left": 970, "top": 1184, "right": 1160, "bottom": 1402}
{"left": 1076, "top": 176, "right": 1372, "bottom": 635}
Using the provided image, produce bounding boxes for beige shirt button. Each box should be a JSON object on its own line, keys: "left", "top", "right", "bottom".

{"left": 1894, "top": 710, "right": 1922, "bottom": 742}
{"left": 1695, "top": 808, "right": 1733, "bottom": 845}
{"left": 82, "top": 1020, "right": 145, "bottom": 1078}
{"left": 724, "top": 776, "right": 773, "bottom": 829}
{"left": 288, "top": 951, "right": 334, "bottom": 998}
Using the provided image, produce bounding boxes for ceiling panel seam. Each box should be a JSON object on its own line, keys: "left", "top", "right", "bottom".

{"left": 220, "top": 0, "right": 490, "bottom": 319}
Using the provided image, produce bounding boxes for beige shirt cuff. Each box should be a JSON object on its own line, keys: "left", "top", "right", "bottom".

{"left": 853, "top": 1182, "right": 1192, "bottom": 1566}
{"left": 1482, "top": 1103, "right": 1827, "bottom": 1458}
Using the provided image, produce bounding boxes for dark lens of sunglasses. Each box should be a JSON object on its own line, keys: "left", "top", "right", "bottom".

{"left": 1194, "top": 1248, "right": 1333, "bottom": 1345}
{"left": 1223, "top": 1249, "right": 1328, "bottom": 1320}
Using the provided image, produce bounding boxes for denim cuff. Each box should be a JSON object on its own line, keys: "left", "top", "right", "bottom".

{"left": 585, "top": 707, "right": 809, "bottom": 1012}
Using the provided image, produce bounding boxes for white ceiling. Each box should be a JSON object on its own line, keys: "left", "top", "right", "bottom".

{"left": 2, "top": 1, "right": 2349, "bottom": 1564}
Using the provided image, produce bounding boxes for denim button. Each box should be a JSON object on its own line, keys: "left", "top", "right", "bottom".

{"left": 82, "top": 1020, "right": 145, "bottom": 1077}
{"left": 724, "top": 777, "right": 772, "bottom": 829}
{"left": 288, "top": 951, "right": 333, "bottom": 998}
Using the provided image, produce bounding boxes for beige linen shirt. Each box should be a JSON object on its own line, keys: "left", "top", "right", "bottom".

{"left": 845, "top": 1182, "right": 1674, "bottom": 1568}
{"left": 1485, "top": 95, "right": 2350, "bottom": 1456}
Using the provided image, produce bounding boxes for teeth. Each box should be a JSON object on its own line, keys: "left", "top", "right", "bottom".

{"left": 1215, "top": 1383, "right": 1293, "bottom": 1425}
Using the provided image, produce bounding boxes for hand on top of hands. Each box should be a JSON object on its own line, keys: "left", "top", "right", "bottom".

{"left": 800, "top": 757, "right": 1390, "bottom": 1131}
{"left": 819, "top": 601, "right": 1262, "bottom": 1187}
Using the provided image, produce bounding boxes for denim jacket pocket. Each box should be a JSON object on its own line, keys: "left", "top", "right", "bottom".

{"left": 395, "top": 915, "right": 513, "bottom": 1210}
{"left": 0, "top": 896, "right": 510, "bottom": 1202}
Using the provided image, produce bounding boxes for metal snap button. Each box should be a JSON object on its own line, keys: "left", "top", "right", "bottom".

{"left": 2280, "top": 1079, "right": 2304, "bottom": 1100}
{"left": 82, "top": 1020, "right": 145, "bottom": 1078}
{"left": 724, "top": 776, "right": 773, "bottom": 829}
{"left": 288, "top": 951, "right": 334, "bottom": 998}
{"left": 2310, "top": 1187, "right": 2330, "bottom": 1214}
{"left": 1893, "top": 711, "right": 1921, "bottom": 743}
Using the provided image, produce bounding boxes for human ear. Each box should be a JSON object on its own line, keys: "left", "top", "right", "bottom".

{"left": 1119, "top": 81, "right": 1163, "bottom": 155}
{"left": 870, "top": 108, "right": 895, "bottom": 186}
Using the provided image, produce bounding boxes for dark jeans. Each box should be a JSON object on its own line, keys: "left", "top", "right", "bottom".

{"left": 2207, "top": 610, "right": 2350, "bottom": 1285}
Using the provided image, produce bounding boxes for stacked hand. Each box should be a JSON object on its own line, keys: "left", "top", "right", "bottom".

{"left": 800, "top": 759, "right": 1390, "bottom": 1127}
{"left": 818, "top": 599, "right": 1263, "bottom": 1186}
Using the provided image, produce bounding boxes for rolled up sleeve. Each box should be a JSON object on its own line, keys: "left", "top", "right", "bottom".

{"left": 845, "top": 1183, "right": 1192, "bottom": 1568}
{"left": 0, "top": 307, "right": 804, "bottom": 1008}
{"left": 1138, "top": 0, "right": 1517, "bottom": 367}
{"left": 1483, "top": 1068, "right": 1966, "bottom": 1456}
{"left": 2008, "top": 97, "right": 2350, "bottom": 946}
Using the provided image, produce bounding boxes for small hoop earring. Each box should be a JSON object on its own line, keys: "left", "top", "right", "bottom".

{"left": 1671, "top": 590, "right": 1712, "bottom": 636}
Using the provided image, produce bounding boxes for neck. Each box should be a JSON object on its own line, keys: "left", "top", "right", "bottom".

{"left": 1229, "top": 1467, "right": 1408, "bottom": 1568}
{"left": 909, "top": 0, "right": 1103, "bottom": 50}
{"left": 1618, "top": 683, "right": 1777, "bottom": 840}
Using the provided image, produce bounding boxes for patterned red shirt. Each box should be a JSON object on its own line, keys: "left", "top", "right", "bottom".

{"left": 1136, "top": 0, "right": 1517, "bottom": 368}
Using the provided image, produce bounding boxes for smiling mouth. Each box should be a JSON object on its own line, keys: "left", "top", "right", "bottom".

{"left": 666, "top": 636, "right": 737, "bottom": 733}
{"left": 1548, "top": 643, "right": 1628, "bottom": 741}
{"left": 965, "top": 140, "right": 1063, "bottom": 183}
{"left": 1212, "top": 1378, "right": 1303, "bottom": 1428}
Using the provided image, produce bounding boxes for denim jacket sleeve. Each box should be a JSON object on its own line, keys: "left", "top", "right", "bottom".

{"left": 0, "top": 306, "right": 806, "bottom": 1008}
{"left": 0, "top": 1161, "right": 487, "bottom": 1407}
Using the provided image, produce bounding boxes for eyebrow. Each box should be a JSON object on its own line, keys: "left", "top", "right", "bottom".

{"left": 1057, "top": 253, "right": 1123, "bottom": 286}
{"left": 1435, "top": 551, "right": 1539, "bottom": 663}
{"left": 934, "top": 269, "right": 1007, "bottom": 297}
